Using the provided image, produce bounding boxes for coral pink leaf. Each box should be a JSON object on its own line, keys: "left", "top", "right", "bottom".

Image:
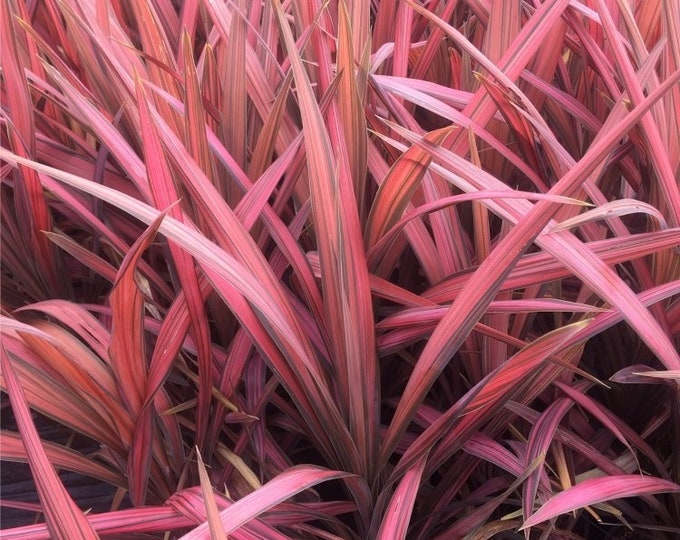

{"left": 1, "top": 3, "right": 35, "bottom": 152}
{"left": 44, "top": 231, "right": 118, "bottom": 283}
{"left": 145, "top": 287, "right": 206, "bottom": 406}
{"left": 248, "top": 71, "right": 294, "bottom": 179}
{"left": 369, "top": 190, "right": 587, "bottom": 262}
{"left": 366, "top": 127, "right": 454, "bottom": 250}
{"left": 0, "top": 346, "right": 100, "bottom": 539}
{"left": 337, "top": 0, "right": 369, "bottom": 218}
{"left": 1, "top": 318, "right": 129, "bottom": 448}
{"left": 180, "top": 31, "right": 214, "bottom": 178}
{"left": 594, "top": 0, "right": 680, "bottom": 226}
{"left": 385, "top": 100, "right": 680, "bottom": 373}
{"left": 127, "top": 407, "right": 155, "bottom": 507}
{"left": 521, "top": 476, "right": 680, "bottom": 529}
{"left": 14, "top": 300, "right": 111, "bottom": 366}
{"left": 0, "top": 149, "right": 355, "bottom": 480}
{"left": 425, "top": 231, "right": 680, "bottom": 303}
{"left": 109, "top": 207, "right": 171, "bottom": 506}
{"left": 475, "top": 72, "right": 543, "bottom": 173}
{"left": 109, "top": 208, "right": 170, "bottom": 416}
{"left": 135, "top": 69, "right": 213, "bottom": 448}
{"left": 222, "top": 0, "right": 248, "bottom": 171}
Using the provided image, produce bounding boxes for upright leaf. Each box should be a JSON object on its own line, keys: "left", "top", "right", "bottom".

{"left": 109, "top": 209, "right": 169, "bottom": 505}
{"left": 272, "top": 0, "right": 378, "bottom": 481}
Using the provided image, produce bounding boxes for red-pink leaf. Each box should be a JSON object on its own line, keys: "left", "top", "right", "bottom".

{"left": 391, "top": 320, "right": 589, "bottom": 481}
{"left": 463, "top": 433, "right": 523, "bottom": 477}
{"left": 1, "top": 1, "right": 58, "bottom": 291}
{"left": 0, "top": 149, "right": 359, "bottom": 490}
{"left": 523, "top": 397, "right": 574, "bottom": 523}
{"left": 127, "top": 406, "right": 155, "bottom": 507}
{"left": 248, "top": 71, "right": 294, "bottom": 179}
{"left": 366, "top": 127, "right": 454, "bottom": 251}
{"left": 376, "top": 454, "right": 427, "bottom": 540}
{"left": 0, "top": 505, "right": 195, "bottom": 540}
{"left": 554, "top": 380, "right": 667, "bottom": 476}
{"left": 369, "top": 190, "right": 588, "bottom": 264}
{"left": 135, "top": 70, "right": 213, "bottom": 450}
{"left": 384, "top": 96, "right": 680, "bottom": 376}
{"left": 337, "top": 0, "right": 369, "bottom": 219}
{"left": 109, "top": 208, "right": 170, "bottom": 505}
{"left": 594, "top": 0, "right": 680, "bottom": 228}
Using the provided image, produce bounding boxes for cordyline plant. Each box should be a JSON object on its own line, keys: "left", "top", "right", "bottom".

{"left": 1, "top": 0, "right": 679, "bottom": 538}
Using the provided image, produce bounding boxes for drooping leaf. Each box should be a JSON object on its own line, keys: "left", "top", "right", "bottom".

{"left": 180, "top": 466, "right": 354, "bottom": 538}
{"left": 521, "top": 476, "right": 680, "bottom": 529}
{"left": 552, "top": 199, "right": 669, "bottom": 232}
{"left": 1, "top": 346, "right": 100, "bottom": 539}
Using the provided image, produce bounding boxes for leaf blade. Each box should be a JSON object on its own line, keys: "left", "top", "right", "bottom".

{"left": 521, "top": 476, "right": 680, "bottom": 529}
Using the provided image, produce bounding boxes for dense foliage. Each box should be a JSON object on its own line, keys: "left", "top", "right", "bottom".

{"left": 1, "top": 0, "right": 679, "bottom": 538}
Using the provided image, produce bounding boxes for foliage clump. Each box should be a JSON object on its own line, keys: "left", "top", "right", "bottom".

{"left": 2, "top": 0, "right": 679, "bottom": 538}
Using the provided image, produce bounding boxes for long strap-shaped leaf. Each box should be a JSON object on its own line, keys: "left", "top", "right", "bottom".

{"left": 521, "top": 475, "right": 680, "bottom": 530}
{"left": 109, "top": 207, "right": 170, "bottom": 505}
{"left": 179, "top": 465, "right": 353, "bottom": 538}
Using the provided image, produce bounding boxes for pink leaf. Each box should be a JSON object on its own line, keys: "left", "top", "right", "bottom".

{"left": 376, "top": 455, "right": 427, "bottom": 540}
{"left": 521, "top": 475, "right": 680, "bottom": 529}
{"left": 180, "top": 466, "right": 353, "bottom": 538}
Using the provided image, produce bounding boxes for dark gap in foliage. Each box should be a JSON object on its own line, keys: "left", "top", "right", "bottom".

{"left": 1, "top": 394, "right": 132, "bottom": 528}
